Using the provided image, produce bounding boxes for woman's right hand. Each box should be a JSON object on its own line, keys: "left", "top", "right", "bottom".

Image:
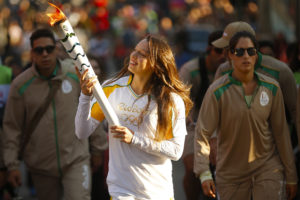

{"left": 75, "top": 67, "right": 98, "bottom": 96}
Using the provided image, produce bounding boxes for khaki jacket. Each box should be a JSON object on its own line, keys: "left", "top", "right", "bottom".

{"left": 194, "top": 72, "right": 297, "bottom": 184}
{"left": 215, "top": 53, "right": 297, "bottom": 124}
{"left": 179, "top": 55, "right": 215, "bottom": 157}
{"left": 3, "top": 59, "right": 107, "bottom": 176}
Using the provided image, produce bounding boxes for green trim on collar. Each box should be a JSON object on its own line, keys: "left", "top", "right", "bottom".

{"left": 228, "top": 71, "right": 261, "bottom": 86}
{"left": 254, "top": 71, "right": 278, "bottom": 96}
{"left": 228, "top": 72, "right": 242, "bottom": 85}
{"left": 255, "top": 52, "right": 263, "bottom": 69}
{"left": 128, "top": 84, "right": 146, "bottom": 99}
{"left": 18, "top": 76, "right": 36, "bottom": 95}
{"left": 39, "top": 63, "right": 59, "bottom": 80}
{"left": 258, "top": 80, "right": 278, "bottom": 96}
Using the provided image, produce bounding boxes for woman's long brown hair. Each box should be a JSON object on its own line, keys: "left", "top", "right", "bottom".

{"left": 107, "top": 35, "right": 193, "bottom": 141}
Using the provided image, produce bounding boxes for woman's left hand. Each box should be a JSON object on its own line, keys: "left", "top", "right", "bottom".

{"left": 110, "top": 125, "right": 134, "bottom": 144}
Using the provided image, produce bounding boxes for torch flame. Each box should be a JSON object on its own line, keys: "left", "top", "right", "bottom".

{"left": 46, "top": 2, "right": 66, "bottom": 26}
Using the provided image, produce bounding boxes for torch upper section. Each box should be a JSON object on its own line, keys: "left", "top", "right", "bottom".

{"left": 47, "top": 2, "right": 66, "bottom": 26}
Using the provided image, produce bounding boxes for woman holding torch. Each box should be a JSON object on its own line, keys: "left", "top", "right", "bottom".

{"left": 75, "top": 35, "right": 193, "bottom": 200}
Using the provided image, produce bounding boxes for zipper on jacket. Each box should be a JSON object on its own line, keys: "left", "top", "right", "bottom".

{"left": 49, "top": 81, "right": 63, "bottom": 177}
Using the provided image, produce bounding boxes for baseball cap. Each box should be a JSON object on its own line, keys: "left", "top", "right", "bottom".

{"left": 212, "top": 21, "right": 255, "bottom": 48}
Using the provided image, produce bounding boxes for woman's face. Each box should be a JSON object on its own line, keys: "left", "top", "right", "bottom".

{"left": 128, "top": 39, "right": 153, "bottom": 76}
{"left": 229, "top": 37, "right": 257, "bottom": 74}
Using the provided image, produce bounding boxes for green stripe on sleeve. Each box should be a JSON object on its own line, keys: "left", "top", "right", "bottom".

{"left": 190, "top": 69, "right": 200, "bottom": 78}
{"left": 260, "top": 81, "right": 278, "bottom": 96}
{"left": 214, "top": 82, "right": 232, "bottom": 100}
{"left": 66, "top": 72, "right": 79, "bottom": 83}
{"left": 221, "top": 69, "right": 233, "bottom": 76}
{"left": 260, "top": 65, "right": 280, "bottom": 80}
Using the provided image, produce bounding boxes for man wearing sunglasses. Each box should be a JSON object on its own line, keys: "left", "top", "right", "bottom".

{"left": 2, "top": 28, "right": 107, "bottom": 200}
{"left": 179, "top": 30, "right": 225, "bottom": 200}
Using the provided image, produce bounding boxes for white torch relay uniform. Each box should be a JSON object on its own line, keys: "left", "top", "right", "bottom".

{"left": 75, "top": 75, "right": 187, "bottom": 200}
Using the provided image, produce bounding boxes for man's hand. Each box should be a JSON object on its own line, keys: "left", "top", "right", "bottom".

{"left": 202, "top": 179, "right": 216, "bottom": 198}
{"left": 7, "top": 169, "right": 21, "bottom": 188}
{"left": 286, "top": 183, "right": 297, "bottom": 200}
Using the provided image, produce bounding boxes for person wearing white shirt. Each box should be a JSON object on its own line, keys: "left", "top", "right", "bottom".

{"left": 75, "top": 35, "right": 193, "bottom": 200}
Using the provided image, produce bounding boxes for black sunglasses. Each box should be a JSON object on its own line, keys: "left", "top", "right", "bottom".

{"left": 231, "top": 47, "right": 257, "bottom": 57}
{"left": 33, "top": 45, "right": 56, "bottom": 55}
{"left": 214, "top": 47, "right": 224, "bottom": 54}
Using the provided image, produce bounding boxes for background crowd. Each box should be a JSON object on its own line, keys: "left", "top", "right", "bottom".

{"left": 0, "top": 0, "right": 298, "bottom": 80}
{"left": 0, "top": 0, "right": 300, "bottom": 200}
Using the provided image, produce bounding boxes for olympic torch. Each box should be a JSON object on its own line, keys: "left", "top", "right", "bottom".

{"left": 46, "top": 2, "right": 120, "bottom": 125}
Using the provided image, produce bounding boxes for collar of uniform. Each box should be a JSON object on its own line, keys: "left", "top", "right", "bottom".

{"left": 228, "top": 71, "right": 261, "bottom": 86}
{"left": 38, "top": 62, "right": 59, "bottom": 80}
{"left": 254, "top": 52, "right": 263, "bottom": 70}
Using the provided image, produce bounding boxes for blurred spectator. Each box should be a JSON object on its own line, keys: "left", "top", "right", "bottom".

{"left": 173, "top": 30, "right": 195, "bottom": 69}
{"left": 274, "top": 32, "right": 289, "bottom": 63}
{"left": 3, "top": 55, "right": 23, "bottom": 79}
{"left": 88, "top": 32, "right": 111, "bottom": 59}
{"left": 0, "top": 64, "right": 12, "bottom": 199}
{"left": 258, "top": 40, "right": 275, "bottom": 57}
{"left": 179, "top": 30, "right": 224, "bottom": 200}
{"left": 0, "top": 0, "right": 264, "bottom": 79}
{"left": 286, "top": 41, "right": 300, "bottom": 85}
{"left": 56, "top": 41, "right": 70, "bottom": 61}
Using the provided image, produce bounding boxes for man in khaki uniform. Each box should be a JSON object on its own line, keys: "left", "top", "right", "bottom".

{"left": 179, "top": 30, "right": 225, "bottom": 200}
{"left": 2, "top": 28, "right": 107, "bottom": 200}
